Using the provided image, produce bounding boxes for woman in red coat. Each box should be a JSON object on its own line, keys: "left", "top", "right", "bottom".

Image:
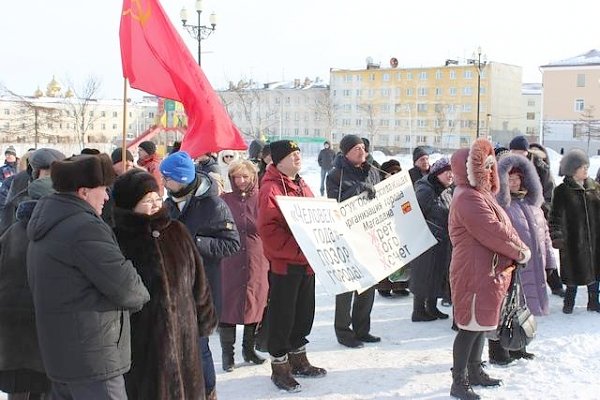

{"left": 448, "top": 139, "right": 530, "bottom": 400}
{"left": 219, "top": 160, "right": 270, "bottom": 372}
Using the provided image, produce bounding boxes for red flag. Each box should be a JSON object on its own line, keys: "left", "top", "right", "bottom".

{"left": 119, "top": 0, "right": 247, "bottom": 158}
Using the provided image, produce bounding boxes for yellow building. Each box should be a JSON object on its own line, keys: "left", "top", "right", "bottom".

{"left": 330, "top": 58, "right": 522, "bottom": 151}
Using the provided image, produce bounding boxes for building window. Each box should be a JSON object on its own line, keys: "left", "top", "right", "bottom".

{"left": 463, "top": 104, "right": 472, "bottom": 112}
{"left": 3, "top": 122, "right": 9, "bottom": 129}
{"left": 527, "top": 100, "right": 535, "bottom": 107}
{"left": 3, "top": 109, "right": 9, "bottom": 115}
{"left": 101, "top": 123, "right": 106, "bottom": 130}
{"left": 405, "top": 135, "right": 411, "bottom": 143}
{"left": 380, "top": 104, "right": 391, "bottom": 113}
{"left": 435, "top": 87, "right": 442, "bottom": 96}
{"left": 356, "top": 119, "right": 362, "bottom": 126}
{"left": 343, "top": 89, "right": 351, "bottom": 96}
{"left": 381, "top": 88, "right": 390, "bottom": 96}
{"left": 526, "top": 112, "right": 536, "bottom": 120}
{"left": 148, "top": 112, "right": 155, "bottom": 118}
{"left": 379, "top": 119, "right": 390, "bottom": 127}
{"left": 464, "top": 70, "right": 473, "bottom": 79}
{"left": 435, "top": 70, "right": 442, "bottom": 80}
{"left": 314, "top": 128, "right": 321, "bottom": 135}
{"left": 463, "top": 87, "right": 473, "bottom": 95}
{"left": 526, "top": 127, "right": 536, "bottom": 134}
{"left": 406, "top": 72, "right": 413, "bottom": 80}
{"left": 396, "top": 72, "right": 401, "bottom": 80}
{"left": 575, "top": 99, "right": 585, "bottom": 112}
{"left": 418, "top": 87, "right": 428, "bottom": 96}
{"left": 406, "top": 88, "right": 414, "bottom": 96}
{"left": 113, "top": 112, "right": 118, "bottom": 117}
{"left": 419, "top": 71, "right": 427, "bottom": 80}
{"left": 417, "top": 120, "right": 427, "bottom": 128}
{"left": 304, "top": 128, "right": 309, "bottom": 135}
{"left": 449, "top": 87, "right": 457, "bottom": 96}
{"left": 394, "top": 88, "right": 401, "bottom": 97}
{"left": 417, "top": 103, "right": 428, "bottom": 112}
{"left": 370, "top": 73, "right": 376, "bottom": 81}
{"left": 395, "top": 119, "right": 401, "bottom": 127}
{"left": 449, "top": 70, "right": 456, "bottom": 80}
{"left": 577, "top": 74, "right": 586, "bottom": 87}
{"left": 383, "top": 73, "right": 390, "bottom": 81}
{"left": 101, "top": 111, "right": 106, "bottom": 117}
{"left": 417, "top": 135, "right": 427, "bottom": 143}
{"left": 356, "top": 89, "right": 362, "bottom": 96}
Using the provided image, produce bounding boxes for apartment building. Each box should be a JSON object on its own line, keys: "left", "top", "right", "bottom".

{"left": 330, "top": 58, "right": 523, "bottom": 152}
{"left": 540, "top": 49, "right": 600, "bottom": 155}
{"left": 520, "top": 83, "right": 543, "bottom": 143}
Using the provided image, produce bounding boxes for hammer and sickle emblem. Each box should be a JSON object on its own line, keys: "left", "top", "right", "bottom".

{"left": 123, "top": 0, "right": 152, "bottom": 26}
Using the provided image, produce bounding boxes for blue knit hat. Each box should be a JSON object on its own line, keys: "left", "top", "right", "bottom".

{"left": 509, "top": 135, "right": 529, "bottom": 151}
{"left": 159, "top": 151, "right": 196, "bottom": 184}
{"left": 429, "top": 157, "right": 451, "bottom": 176}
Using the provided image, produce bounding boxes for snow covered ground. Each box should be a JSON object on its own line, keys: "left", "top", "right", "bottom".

{"left": 3, "top": 147, "right": 600, "bottom": 400}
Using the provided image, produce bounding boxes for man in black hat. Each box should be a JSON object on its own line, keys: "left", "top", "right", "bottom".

{"left": 258, "top": 140, "right": 326, "bottom": 392}
{"left": 317, "top": 141, "right": 335, "bottom": 196}
{"left": 326, "top": 134, "right": 381, "bottom": 348}
{"left": 409, "top": 146, "right": 430, "bottom": 183}
{"left": 0, "top": 146, "right": 18, "bottom": 184}
{"left": 27, "top": 154, "right": 150, "bottom": 400}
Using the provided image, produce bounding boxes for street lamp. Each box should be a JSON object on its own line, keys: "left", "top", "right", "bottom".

{"left": 180, "top": 0, "right": 217, "bottom": 66}
{"left": 468, "top": 46, "right": 487, "bottom": 138}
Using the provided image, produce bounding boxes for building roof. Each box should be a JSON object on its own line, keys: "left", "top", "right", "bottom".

{"left": 541, "top": 49, "right": 600, "bottom": 68}
{"left": 521, "top": 82, "right": 542, "bottom": 95}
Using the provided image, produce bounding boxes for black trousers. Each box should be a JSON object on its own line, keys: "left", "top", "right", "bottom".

{"left": 452, "top": 330, "right": 485, "bottom": 372}
{"left": 49, "top": 375, "right": 126, "bottom": 400}
{"left": 334, "top": 286, "right": 375, "bottom": 340}
{"left": 267, "top": 267, "right": 315, "bottom": 358}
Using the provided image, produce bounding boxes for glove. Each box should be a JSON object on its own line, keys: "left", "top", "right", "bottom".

{"left": 552, "top": 239, "right": 565, "bottom": 249}
{"left": 360, "top": 182, "right": 376, "bottom": 199}
{"left": 518, "top": 248, "right": 531, "bottom": 264}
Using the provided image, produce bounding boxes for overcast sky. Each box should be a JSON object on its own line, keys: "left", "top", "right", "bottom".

{"left": 2, "top": 0, "right": 598, "bottom": 99}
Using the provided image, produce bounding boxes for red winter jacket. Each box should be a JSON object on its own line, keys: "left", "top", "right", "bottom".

{"left": 257, "top": 164, "right": 314, "bottom": 275}
{"left": 138, "top": 153, "right": 164, "bottom": 196}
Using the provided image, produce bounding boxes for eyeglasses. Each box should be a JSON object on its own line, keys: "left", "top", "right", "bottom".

{"left": 140, "top": 197, "right": 163, "bottom": 206}
{"left": 223, "top": 155, "right": 234, "bottom": 159}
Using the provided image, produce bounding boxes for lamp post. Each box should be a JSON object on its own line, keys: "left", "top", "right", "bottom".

{"left": 180, "top": 0, "right": 217, "bottom": 66}
{"left": 468, "top": 46, "right": 487, "bottom": 138}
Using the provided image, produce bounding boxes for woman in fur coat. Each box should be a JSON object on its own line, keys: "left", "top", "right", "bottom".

{"left": 448, "top": 139, "right": 530, "bottom": 400}
{"left": 112, "top": 169, "right": 217, "bottom": 400}
{"left": 219, "top": 160, "right": 270, "bottom": 372}
{"left": 549, "top": 149, "right": 600, "bottom": 314}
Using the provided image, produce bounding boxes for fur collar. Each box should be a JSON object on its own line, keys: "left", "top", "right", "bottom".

{"left": 466, "top": 138, "right": 499, "bottom": 194}
{"left": 113, "top": 206, "right": 172, "bottom": 235}
{"left": 496, "top": 153, "right": 543, "bottom": 208}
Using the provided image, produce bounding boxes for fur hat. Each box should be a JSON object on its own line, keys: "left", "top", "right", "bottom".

{"left": 430, "top": 157, "right": 451, "bottom": 176}
{"left": 81, "top": 148, "right": 100, "bottom": 155}
{"left": 138, "top": 141, "right": 157, "bottom": 156}
{"left": 112, "top": 169, "right": 159, "bottom": 210}
{"left": 270, "top": 140, "right": 300, "bottom": 165}
{"left": 159, "top": 151, "right": 196, "bottom": 184}
{"left": 467, "top": 138, "right": 499, "bottom": 194}
{"left": 381, "top": 159, "right": 402, "bottom": 175}
{"left": 412, "top": 146, "right": 430, "bottom": 163}
{"left": 509, "top": 135, "right": 529, "bottom": 151}
{"left": 559, "top": 148, "right": 589, "bottom": 177}
{"left": 497, "top": 153, "right": 543, "bottom": 208}
{"left": 494, "top": 146, "right": 510, "bottom": 159}
{"left": 248, "top": 139, "right": 265, "bottom": 160}
{"left": 111, "top": 148, "right": 134, "bottom": 165}
{"left": 51, "top": 154, "right": 115, "bottom": 192}
{"left": 30, "top": 148, "right": 66, "bottom": 179}
{"left": 339, "top": 135, "right": 364, "bottom": 155}
{"left": 4, "top": 146, "right": 17, "bottom": 156}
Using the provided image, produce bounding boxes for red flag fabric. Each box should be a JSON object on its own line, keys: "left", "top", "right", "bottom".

{"left": 119, "top": 0, "right": 247, "bottom": 158}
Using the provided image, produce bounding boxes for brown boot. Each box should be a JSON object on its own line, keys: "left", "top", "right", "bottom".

{"left": 271, "top": 359, "right": 301, "bottom": 392}
{"left": 288, "top": 350, "right": 327, "bottom": 378}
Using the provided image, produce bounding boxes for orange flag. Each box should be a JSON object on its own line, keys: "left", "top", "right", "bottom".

{"left": 119, "top": 0, "right": 247, "bottom": 157}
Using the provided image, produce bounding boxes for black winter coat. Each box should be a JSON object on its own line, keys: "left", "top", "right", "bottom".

{"left": 326, "top": 155, "right": 381, "bottom": 202}
{"left": 529, "top": 152, "right": 554, "bottom": 216}
{"left": 409, "top": 174, "right": 453, "bottom": 298}
{"left": 27, "top": 193, "right": 150, "bottom": 383}
{"left": 0, "top": 200, "right": 49, "bottom": 393}
{"left": 114, "top": 207, "right": 217, "bottom": 400}
{"left": 165, "top": 173, "right": 240, "bottom": 316}
{"left": 549, "top": 177, "right": 600, "bottom": 285}
{"left": 317, "top": 148, "right": 336, "bottom": 171}
{"left": 408, "top": 166, "right": 427, "bottom": 184}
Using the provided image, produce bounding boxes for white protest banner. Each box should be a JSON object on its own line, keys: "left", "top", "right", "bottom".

{"left": 276, "top": 170, "right": 437, "bottom": 295}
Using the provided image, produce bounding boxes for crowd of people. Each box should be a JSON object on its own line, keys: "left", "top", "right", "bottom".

{"left": 0, "top": 133, "right": 598, "bottom": 400}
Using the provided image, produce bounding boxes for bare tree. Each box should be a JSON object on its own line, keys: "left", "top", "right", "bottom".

{"left": 433, "top": 104, "right": 455, "bottom": 149}
{"left": 0, "top": 85, "right": 62, "bottom": 148}
{"left": 65, "top": 76, "right": 103, "bottom": 149}
{"left": 358, "top": 103, "right": 379, "bottom": 144}
{"left": 311, "top": 90, "right": 336, "bottom": 142}
{"left": 576, "top": 106, "right": 600, "bottom": 153}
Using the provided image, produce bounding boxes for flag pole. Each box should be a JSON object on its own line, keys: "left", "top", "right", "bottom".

{"left": 121, "top": 78, "right": 129, "bottom": 166}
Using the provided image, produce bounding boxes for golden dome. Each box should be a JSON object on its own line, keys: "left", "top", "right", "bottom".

{"left": 64, "top": 88, "right": 74, "bottom": 98}
{"left": 46, "top": 75, "right": 62, "bottom": 97}
{"left": 34, "top": 87, "right": 43, "bottom": 98}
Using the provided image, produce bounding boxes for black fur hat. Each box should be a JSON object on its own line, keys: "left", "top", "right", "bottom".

{"left": 51, "top": 154, "right": 115, "bottom": 192}
{"left": 270, "top": 140, "right": 300, "bottom": 165}
{"left": 112, "top": 169, "right": 159, "bottom": 210}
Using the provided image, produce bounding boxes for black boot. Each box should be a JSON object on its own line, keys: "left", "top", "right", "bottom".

{"left": 467, "top": 362, "right": 502, "bottom": 386}
{"left": 547, "top": 269, "right": 565, "bottom": 297}
{"left": 488, "top": 339, "right": 513, "bottom": 366}
{"left": 509, "top": 346, "right": 535, "bottom": 360}
{"left": 587, "top": 282, "right": 600, "bottom": 312}
{"left": 426, "top": 297, "right": 449, "bottom": 319}
{"left": 219, "top": 325, "right": 236, "bottom": 372}
{"left": 271, "top": 358, "right": 301, "bottom": 392}
{"left": 450, "top": 368, "right": 480, "bottom": 400}
{"left": 563, "top": 286, "right": 577, "bottom": 314}
{"left": 242, "top": 324, "right": 265, "bottom": 364}
{"left": 411, "top": 297, "right": 437, "bottom": 322}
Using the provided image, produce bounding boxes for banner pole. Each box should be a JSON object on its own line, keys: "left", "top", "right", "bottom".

{"left": 121, "top": 78, "right": 129, "bottom": 166}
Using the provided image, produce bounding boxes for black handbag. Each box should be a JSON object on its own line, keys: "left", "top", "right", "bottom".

{"left": 497, "top": 266, "right": 537, "bottom": 351}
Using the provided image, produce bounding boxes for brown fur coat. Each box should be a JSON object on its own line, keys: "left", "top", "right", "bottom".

{"left": 114, "top": 207, "right": 217, "bottom": 400}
